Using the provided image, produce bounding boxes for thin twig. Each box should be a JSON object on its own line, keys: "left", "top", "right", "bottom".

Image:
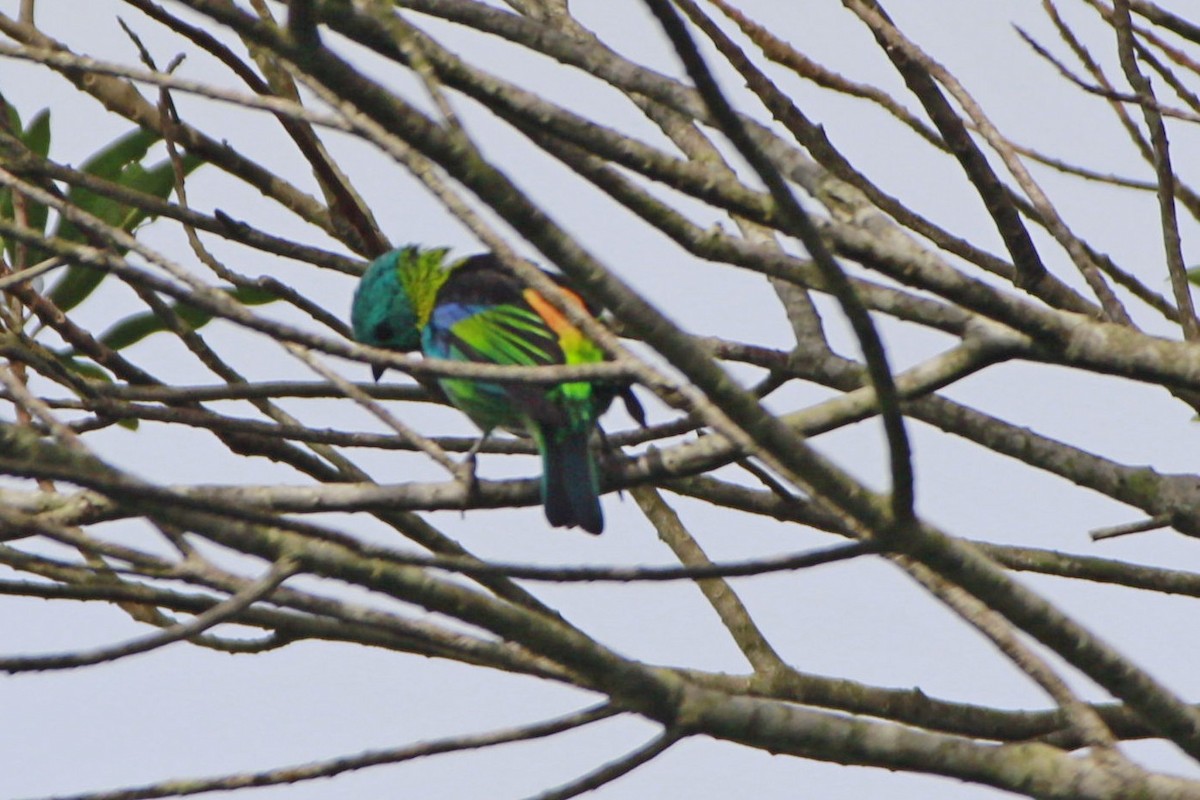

{"left": 632, "top": 485, "right": 786, "bottom": 671}
{"left": 845, "top": 0, "right": 1132, "bottom": 324}
{"left": 901, "top": 560, "right": 1122, "bottom": 753}
{"left": 643, "top": 0, "right": 915, "bottom": 526}
{"left": 523, "top": 729, "right": 682, "bottom": 800}
{"left": 15, "top": 704, "right": 622, "bottom": 800}
{"left": 0, "top": 558, "right": 297, "bottom": 672}
{"left": 1113, "top": 0, "right": 1200, "bottom": 340}
{"left": 0, "top": 255, "right": 65, "bottom": 290}
{"left": 283, "top": 341, "right": 461, "bottom": 476}
{"left": 1091, "top": 514, "right": 1173, "bottom": 541}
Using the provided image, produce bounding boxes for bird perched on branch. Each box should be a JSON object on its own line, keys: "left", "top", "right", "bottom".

{"left": 351, "top": 245, "right": 643, "bottom": 534}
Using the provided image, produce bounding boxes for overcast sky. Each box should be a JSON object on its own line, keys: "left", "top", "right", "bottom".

{"left": 4, "top": 1, "right": 1200, "bottom": 798}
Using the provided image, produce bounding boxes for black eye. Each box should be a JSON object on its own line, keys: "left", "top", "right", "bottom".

{"left": 373, "top": 322, "right": 393, "bottom": 342}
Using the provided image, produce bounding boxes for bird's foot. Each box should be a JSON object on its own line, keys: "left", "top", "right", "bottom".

{"left": 455, "top": 455, "right": 479, "bottom": 517}
{"left": 596, "top": 425, "right": 633, "bottom": 501}
{"left": 456, "top": 434, "right": 489, "bottom": 515}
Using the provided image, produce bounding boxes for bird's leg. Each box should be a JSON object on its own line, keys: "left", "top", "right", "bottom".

{"left": 596, "top": 387, "right": 645, "bottom": 502}
{"left": 595, "top": 424, "right": 613, "bottom": 455}
{"left": 595, "top": 424, "right": 631, "bottom": 501}
{"left": 457, "top": 430, "right": 491, "bottom": 513}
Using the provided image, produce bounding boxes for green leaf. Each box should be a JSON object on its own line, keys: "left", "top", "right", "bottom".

{"left": 99, "top": 285, "right": 281, "bottom": 351}
{"left": 53, "top": 352, "right": 114, "bottom": 383}
{"left": 12, "top": 110, "right": 53, "bottom": 239}
{"left": 77, "top": 127, "right": 160, "bottom": 182}
{"left": 0, "top": 108, "right": 53, "bottom": 263}
{"left": 44, "top": 129, "right": 162, "bottom": 309}
{"left": 0, "top": 98, "right": 15, "bottom": 243}
{"left": 50, "top": 128, "right": 159, "bottom": 234}
{"left": 2, "top": 97, "right": 21, "bottom": 132}
{"left": 23, "top": 109, "right": 51, "bottom": 158}
{"left": 0, "top": 181, "right": 10, "bottom": 230}
{"left": 45, "top": 266, "right": 105, "bottom": 315}
{"left": 48, "top": 352, "right": 137, "bottom": 429}
{"left": 115, "top": 151, "right": 203, "bottom": 234}
{"left": 49, "top": 135, "right": 204, "bottom": 312}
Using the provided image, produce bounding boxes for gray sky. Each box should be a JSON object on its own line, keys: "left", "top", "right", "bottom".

{"left": 4, "top": 1, "right": 1200, "bottom": 798}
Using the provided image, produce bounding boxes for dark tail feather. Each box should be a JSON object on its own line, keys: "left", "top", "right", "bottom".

{"left": 540, "top": 427, "right": 603, "bottom": 535}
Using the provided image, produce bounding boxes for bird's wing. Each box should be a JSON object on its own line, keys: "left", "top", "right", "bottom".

{"left": 426, "top": 301, "right": 577, "bottom": 428}
{"left": 430, "top": 302, "right": 563, "bottom": 366}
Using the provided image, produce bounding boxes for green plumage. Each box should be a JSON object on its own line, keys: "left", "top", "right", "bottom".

{"left": 351, "top": 246, "right": 641, "bottom": 534}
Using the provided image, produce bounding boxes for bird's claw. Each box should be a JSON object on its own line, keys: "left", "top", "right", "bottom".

{"left": 456, "top": 434, "right": 490, "bottom": 515}
{"left": 457, "top": 453, "right": 479, "bottom": 516}
{"left": 596, "top": 426, "right": 631, "bottom": 501}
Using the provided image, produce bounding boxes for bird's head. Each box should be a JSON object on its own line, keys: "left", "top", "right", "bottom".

{"left": 351, "top": 245, "right": 453, "bottom": 378}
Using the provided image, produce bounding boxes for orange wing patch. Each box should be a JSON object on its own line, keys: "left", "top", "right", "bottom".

{"left": 522, "top": 287, "right": 588, "bottom": 339}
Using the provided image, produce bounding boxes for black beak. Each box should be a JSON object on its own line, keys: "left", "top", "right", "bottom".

{"left": 372, "top": 364, "right": 387, "bottom": 382}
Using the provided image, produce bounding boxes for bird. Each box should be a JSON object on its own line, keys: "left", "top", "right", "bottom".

{"left": 351, "top": 245, "right": 643, "bottom": 534}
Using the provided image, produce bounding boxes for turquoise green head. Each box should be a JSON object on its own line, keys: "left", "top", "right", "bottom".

{"left": 351, "top": 246, "right": 453, "bottom": 364}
